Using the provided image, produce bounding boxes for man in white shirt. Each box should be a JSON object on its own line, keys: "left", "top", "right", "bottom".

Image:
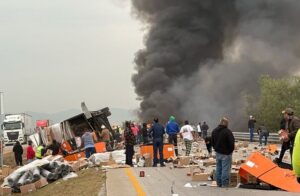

{"left": 197, "top": 122, "right": 202, "bottom": 138}
{"left": 180, "top": 120, "right": 194, "bottom": 156}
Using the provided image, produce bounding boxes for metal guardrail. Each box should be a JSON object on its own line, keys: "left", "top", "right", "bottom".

{"left": 206, "top": 131, "right": 281, "bottom": 143}
{"left": 231, "top": 132, "right": 280, "bottom": 143}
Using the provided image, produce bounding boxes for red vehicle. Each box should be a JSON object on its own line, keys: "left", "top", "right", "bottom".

{"left": 36, "top": 119, "right": 52, "bottom": 131}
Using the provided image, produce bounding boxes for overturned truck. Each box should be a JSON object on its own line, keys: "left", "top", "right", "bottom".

{"left": 29, "top": 102, "right": 114, "bottom": 161}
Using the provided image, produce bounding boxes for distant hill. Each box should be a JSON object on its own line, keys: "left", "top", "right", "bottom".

{"left": 26, "top": 107, "right": 137, "bottom": 125}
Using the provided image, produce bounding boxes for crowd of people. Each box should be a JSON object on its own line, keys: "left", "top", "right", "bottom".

{"left": 10, "top": 106, "right": 300, "bottom": 186}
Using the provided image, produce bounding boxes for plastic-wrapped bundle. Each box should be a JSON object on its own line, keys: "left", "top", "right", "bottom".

{"left": 40, "top": 168, "right": 54, "bottom": 180}
{"left": 49, "top": 161, "right": 58, "bottom": 168}
{"left": 26, "top": 171, "right": 34, "bottom": 184}
{"left": 32, "top": 167, "right": 41, "bottom": 181}
{"left": 7, "top": 171, "right": 24, "bottom": 187}
{"left": 16, "top": 171, "right": 30, "bottom": 187}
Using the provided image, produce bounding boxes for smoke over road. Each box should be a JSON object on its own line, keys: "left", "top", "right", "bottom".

{"left": 131, "top": 0, "right": 300, "bottom": 129}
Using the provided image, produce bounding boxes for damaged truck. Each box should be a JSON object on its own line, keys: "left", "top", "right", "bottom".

{"left": 29, "top": 102, "right": 114, "bottom": 161}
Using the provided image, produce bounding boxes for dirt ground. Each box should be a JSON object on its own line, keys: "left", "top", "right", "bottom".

{"left": 1, "top": 149, "right": 105, "bottom": 196}
{"left": 22, "top": 167, "right": 105, "bottom": 196}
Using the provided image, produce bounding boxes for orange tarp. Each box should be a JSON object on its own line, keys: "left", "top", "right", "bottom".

{"left": 239, "top": 152, "right": 300, "bottom": 192}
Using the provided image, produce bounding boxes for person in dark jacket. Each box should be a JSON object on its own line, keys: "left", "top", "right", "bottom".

{"left": 211, "top": 117, "right": 235, "bottom": 187}
{"left": 257, "top": 124, "right": 269, "bottom": 146}
{"left": 274, "top": 118, "right": 290, "bottom": 164}
{"left": 204, "top": 136, "right": 212, "bottom": 157}
{"left": 248, "top": 115, "right": 256, "bottom": 142}
{"left": 124, "top": 121, "right": 135, "bottom": 166}
{"left": 141, "top": 123, "right": 149, "bottom": 144}
{"left": 47, "top": 140, "right": 61, "bottom": 155}
{"left": 282, "top": 108, "right": 300, "bottom": 162}
{"left": 201, "top": 122, "right": 209, "bottom": 139}
{"left": 166, "top": 116, "right": 180, "bottom": 156}
{"left": 13, "top": 141, "right": 23, "bottom": 166}
{"left": 150, "top": 118, "right": 165, "bottom": 167}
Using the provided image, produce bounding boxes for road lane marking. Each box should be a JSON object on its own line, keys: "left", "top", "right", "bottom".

{"left": 124, "top": 168, "right": 146, "bottom": 196}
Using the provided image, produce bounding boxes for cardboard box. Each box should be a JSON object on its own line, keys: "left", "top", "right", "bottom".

{"left": 100, "top": 160, "right": 116, "bottom": 166}
{"left": 34, "top": 178, "right": 48, "bottom": 189}
{"left": 144, "top": 157, "right": 152, "bottom": 167}
{"left": 242, "top": 141, "right": 249, "bottom": 148}
{"left": 178, "top": 156, "right": 191, "bottom": 166}
{"left": 192, "top": 173, "right": 210, "bottom": 181}
{"left": 203, "top": 159, "right": 216, "bottom": 167}
{"left": 20, "top": 183, "right": 36, "bottom": 194}
{"left": 70, "top": 161, "right": 80, "bottom": 172}
{"left": 0, "top": 186, "right": 12, "bottom": 195}
{"left": 78, "top": 158, "right": 89, "bottom": 169}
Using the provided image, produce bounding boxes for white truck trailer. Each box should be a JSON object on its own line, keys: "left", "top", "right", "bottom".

{"left": 2, "top": 113, "right": 34, "bottom": 145}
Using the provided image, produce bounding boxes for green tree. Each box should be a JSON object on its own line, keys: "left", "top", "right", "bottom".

{"left": 246, "top": 75, "right": 300, "bottom": 132}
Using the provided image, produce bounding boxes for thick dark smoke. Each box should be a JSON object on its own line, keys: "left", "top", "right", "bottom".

{"left": 131, "top": 0, "right": 300, "bottom": 130}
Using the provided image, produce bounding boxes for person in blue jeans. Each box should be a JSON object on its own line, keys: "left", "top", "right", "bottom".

{"left": 211, "top": 117, "right": 235, "bottom": 187}
{"left": 166, "top": 116, "right": 180, "bottom": 156}
{"left": 257, "top": 124, "right": 269, "bottom": 146}
{"left": 248, "top": 115, "right": 256, "bottom": 142}
{"left": 149, "top": 118, "right": 165, "bottom": 167}
{"left": 81, "top": 128, "right": 96, "bottom": 158}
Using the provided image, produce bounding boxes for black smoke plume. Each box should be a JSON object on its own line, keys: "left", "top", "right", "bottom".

{"left": 131, "top": 0, "right": 300, "bottom": 129}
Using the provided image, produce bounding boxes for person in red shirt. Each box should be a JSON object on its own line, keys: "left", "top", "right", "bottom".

{"left": 27, "top": 140, "right": 35, "bottom": 163}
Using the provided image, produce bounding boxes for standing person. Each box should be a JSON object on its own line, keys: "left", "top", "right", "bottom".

{"left": 81, "top": 128, "right": 96, "bottom": 158}
{"left": 211, "top": 117, "right": 235, "bottom": 188}
{"left": 180, "top": 120, "right": 194, "bottom": 156}
{"left": 124, "top": 121, "right": 135, "bottom": 166}
{"left": 281, "top": 108, "right": 300, "bottom": 162}
{"left": 248, "top": 115, "right": 256, "bottom": 142}
{"left": 47, "top": 139, "right": 61, "bottom": 155}
{"left": 149, "top": 118, "right": 165, "bottom": 167}
{"left": 197, "top": 122, "right": 202, "bottom": 139}
{"left": 257, "top": 124, "right": 269, "bottom": 146}
{"left": 131, "top": 123, "right": 139, "bottom": 144}
{"left": 100, "top": 125, "right": 112, "bottom": 151}
{"left": 141, "top": 123, "right": 149, "bottom": 144}
{"left": 13, "top": 141, "right": 23, "bottom": 166}
{"left": 35, "top": 144, "right": 46, "bottom": 159}
{"left": 166, "top": 116, "right": 180, "bottom": 156}
{"left": 204, "top": 136, "right": 212, "bottom": 157}
{"left": 275, "top": 118, "right": 290, "bottom": 164}
{"left": 26, "top": 140, "right": 35, "bottom": 163}
{"left": 201, "top": 121, "right": 209, "bottom": 139}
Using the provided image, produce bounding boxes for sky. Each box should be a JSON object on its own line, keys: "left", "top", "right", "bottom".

{"left": 0, "top": 0, "right": 143, "bottom": 114}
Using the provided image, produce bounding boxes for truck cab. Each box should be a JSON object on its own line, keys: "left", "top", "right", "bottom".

{"left": 2, "top": 114, "right": 34, "bottom": 145}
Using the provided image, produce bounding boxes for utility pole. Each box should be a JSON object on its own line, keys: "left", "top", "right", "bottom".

{"left": 0, "top": 92, "right": 4, "bottom": 167}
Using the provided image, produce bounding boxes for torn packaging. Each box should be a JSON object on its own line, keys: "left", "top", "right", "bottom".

{"left": 0, "top": 187, "right": 12, "bottom": 195}
{"left": 34, "top": 178, "right": 48, "bottom": 189}
{"left": 20, "top": 183, "right": 36, "bottom": 194}
{"left": 178, "top": 156, "right": 191, "bottom": 166}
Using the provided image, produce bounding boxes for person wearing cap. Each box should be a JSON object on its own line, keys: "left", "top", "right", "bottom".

{"left": 274, "top": 117, "right": 290, "bottom": 164}
{"left": 211, "top": 117, "right": 235, "bottom": 188}
{"left": 166, "top": 116, "right": 180, "bottom": 156}
{"left": 248, "top": 115, "right": 256, "bottom": 142}
{"left": 149, "top": 118, "right": 165, "bottom": 167}
{"left": 281, "top": 108, "right": 300, "bottom": 161}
